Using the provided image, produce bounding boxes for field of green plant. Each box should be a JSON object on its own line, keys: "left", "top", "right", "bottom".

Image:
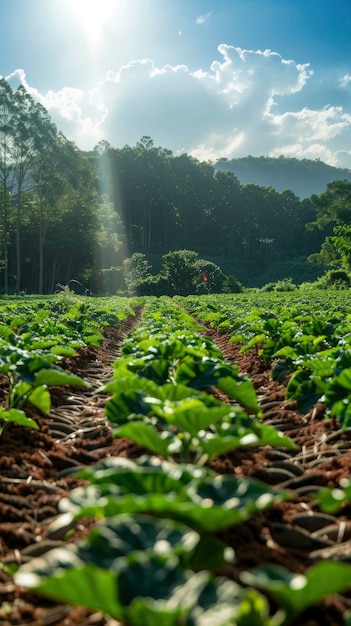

{"left": 2, "top": 290, "right": 351, "bottom": 625}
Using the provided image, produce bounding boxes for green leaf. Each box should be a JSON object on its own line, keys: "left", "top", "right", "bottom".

{"left": 188, "top": 534, "right": 234, "bottom": 570}
{"left": 241, "top": 562, "right": 351, "bottom": 617}
{"left": 176, "top": 358, "right": 237, "bottom": 390}
{"left": 0, "top": 407, "right": 38, "bottom": 429}
{"left": 315, "top": 481, "right": 351, "bottom": 513}
{"left": 28, "top": 385, "right": 51, "bottom": 413}
{"left": 62, "top": 474, "right": 289, "bottom": 533}
{"left": 50, "top": 346, "right": 78, "bottom": 357}
{"left": 217, "top": 376, "right": 260, "bottom": 415}
{"left": 34, "top": 369, "right": 87, "bottom": 388}
{"left": 16, "top": 555, "right": 123, "bottom": 618}
{"left": 137, "top": 360, "right": 172, "bottom": 385}
{"left": 164, "top": 401, "right": 230, "bottom": 436}
{"left": 0, "top": 324, "right": 16, "bottom": 342}
{"left": 76, "top": 515, "right": 200, "bottom": 568}
{"left": 77, "top": 456, "right": 203, "bottom": 493}
{"left": 114, "top": 422, "right": 175, "bottom": 457}
{"left": 106, "top": 390, "right": 157, "bottom": 423}
{"left": 83, "top": 334, "right": 103, "bottom": 347}
{"left": 286, "top": 369, "right": 326, "bottom": 413}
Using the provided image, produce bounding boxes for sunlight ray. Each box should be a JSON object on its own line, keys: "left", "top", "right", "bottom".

{"left": 66, "top": 0, "right": 116, "bottom": 50}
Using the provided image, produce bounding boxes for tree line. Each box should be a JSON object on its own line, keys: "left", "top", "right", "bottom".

{"left": 87, "top": 137, "right": 327, "bottom": 287}
{"left": 0, "top": 79, "right": 344, "bottom": 294}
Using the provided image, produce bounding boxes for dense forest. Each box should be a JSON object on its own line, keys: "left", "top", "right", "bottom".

{"left": 0, "top": 79, "right": 348, "bottom": 294}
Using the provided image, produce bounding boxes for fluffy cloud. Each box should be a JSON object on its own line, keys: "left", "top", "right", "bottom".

{"left": 6, "top": 45, "right": 351, "bottom": 167}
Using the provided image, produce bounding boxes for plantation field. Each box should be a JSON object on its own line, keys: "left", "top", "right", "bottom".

{"left": 2, "top": 291, "right": 351, "bottom": 625}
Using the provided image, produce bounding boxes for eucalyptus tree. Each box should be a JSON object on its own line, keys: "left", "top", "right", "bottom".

{"left": 0, "top": 78, "right": 16, "bottom": 292}
{"left": 10, "top": 86, "right": 41, "bottom": 292}
{"left": 170, "top": 154, "right": 215, "bottom": 250}
{"left": 43, "top": 137, "right": 100, "bottom": 291}
{"left": 111, "top": 137, "right": 175, "bottom": 252}
{"left": 211, "top": 170, "right": 242, "bottom": 255}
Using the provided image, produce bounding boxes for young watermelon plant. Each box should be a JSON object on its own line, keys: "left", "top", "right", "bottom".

{"left": 0, "top": 295, "right": 138, "bottom": 437}
{"left": 0, "top": 325, "right": 87, "bottom": 438}
{"left": 13, "top": 292, "right": 351, "bottom": 624}
{"left": 99, "top": 298, "right": 296, "bottom": 462}
{"left": 15, "top": 456, "right": 289, "bottom": 625}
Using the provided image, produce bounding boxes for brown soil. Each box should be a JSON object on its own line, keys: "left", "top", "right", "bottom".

{"left": 1, "top": 317, "right": 351, "bottom": 625}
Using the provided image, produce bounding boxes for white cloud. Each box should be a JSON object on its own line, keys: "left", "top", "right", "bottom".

{"left": 5, "top": 45, "right": 351, "bottom": 168}
{"left": 339, "top": 74, "right": 351, "bottom": 88}
{"left": 196, "top": 12, "right": 212, "bottom": 25}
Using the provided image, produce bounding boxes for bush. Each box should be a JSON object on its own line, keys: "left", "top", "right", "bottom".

{"left": 223, "top": 274, "right": 244, "bottom": 293}
{"left": 96, "top": 267, "right": 127, "bottom": 294}
{"left": 262, "top": 278, "right": 297, "bottom": 292}
{"left": 193, "top": 259, "right": 227, "bottom": 294}
{"left": 132, "top": 274, "right": 171, "bottom": 296}
{"left": 315, "top": 269, "right": 351, "bottom": 289}
{"left": 123, "top": 254, "right": 151, "bottom": 292}
{"left": 162, "top": 250, "right": 199, "bottom": 296}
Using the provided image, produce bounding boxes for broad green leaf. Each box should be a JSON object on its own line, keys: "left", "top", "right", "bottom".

{"left": 126, "top": 600, "right": 181, "bottom": 626}
{"left": 83, "top": 334, "right": 103, "bottom": 348}
{"left": 77, "top": 456, "right": 205, "bottom": 492}
{"left": 106, "top": 390, "right": 158, "bottom": 423}
{"left": 61, "top": 476, "right": 288, "bottom": 533}
{"left": 286, "top": 369, "right": 326, "bottom": 412}
{"left": 28, "top": 385, "right": 51, "bottom": 413}
{"left": 217, "top": 376, "right": 260, "bottom": 415}
{"left": 34, "top": 369, "right": 87, "bottom": 388}
{"left": 137, "top": 360, "right": 172, "bottom": 385}
{"left": 9, "top": 316, "right": 27, "bottom": 330}
{"left": 50, "top": 346, "right": 78, "bottom": 357}
{"left": 0, "top": 324, "right": 16, "bottom": 342}
{"left": 0, "top": 407, "right": 38, "bottom": 430}
{"left": 199, "top": 424, "right": 296, "bottom": 458}
{"left": 16, "top": 556, "right": 123, "bottom": 618}
{"left": 164, "top": 402, "right": 230, "bottom": 436}
{"left": 188, "top": 534, "right": 233, "bottom": 570}
{"left": 176, "top": 358, "right": 237, "bottom": 390}
{"left": 325, "top": 368, "right": 351, "bottom": 414}
{"left": 251, "top": 422, "right": 297, "bottom": 449}
{"left": 114, "top": 422, "right": 175, "bottom": 457}
{"left": 241, "top": 562, "right": 351, "bottom": 616}
{"left": 76, "top": 515, "right": 200, "bottom": 568}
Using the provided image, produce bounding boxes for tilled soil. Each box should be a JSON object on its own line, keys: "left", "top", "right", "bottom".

{"left": 1, "top": 317, "right": 351, "bottom": 625}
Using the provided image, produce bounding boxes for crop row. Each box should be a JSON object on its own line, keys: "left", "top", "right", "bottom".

{"left": 12, "top": 295, "right": 351, "bottom": 625}
{"left": 0, "top": 293, "right": 137, "bottom": 438}
{"left": 180, "top": 291, "right": 351, "bottom": 426}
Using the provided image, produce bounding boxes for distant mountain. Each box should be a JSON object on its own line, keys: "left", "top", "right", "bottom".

{"left": 215, "top": 156, "right": 351, "bottom": 199}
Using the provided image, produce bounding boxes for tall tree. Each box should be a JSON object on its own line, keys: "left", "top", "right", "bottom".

{"left": 307, "top": 180, "right": 351, "bottom": 270}
{"left": 0, "top": 78, "right": 16, "bottom": 293}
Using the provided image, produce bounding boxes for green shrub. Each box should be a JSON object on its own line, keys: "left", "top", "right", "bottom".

{"left": 315, "top": 269, "right": 351, "bottom": 290}
{"left": 261, "top": 278, "right": 296, "bottom": 292}
{"left": 223, "top": 274, "right": 243, "bottom": 293}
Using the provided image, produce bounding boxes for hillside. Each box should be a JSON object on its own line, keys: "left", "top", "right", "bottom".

{"left": 215, "top": 155, "right": 351, "bottom": 199}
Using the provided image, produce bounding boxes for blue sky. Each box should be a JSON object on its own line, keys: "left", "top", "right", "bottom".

{"left": 2, "top": 0, "right": 351, "bottom": 167}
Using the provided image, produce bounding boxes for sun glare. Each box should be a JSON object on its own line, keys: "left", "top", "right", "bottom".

{"left": 67, "top": 0, "right": 116, "bottom": 49}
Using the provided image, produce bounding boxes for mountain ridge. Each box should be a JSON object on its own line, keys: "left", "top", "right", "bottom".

{"left": 215, "top": 155, "right": 351, "bottom": 198}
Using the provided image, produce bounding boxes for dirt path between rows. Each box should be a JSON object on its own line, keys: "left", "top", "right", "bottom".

{"left": 1, "top": 317, "right": 351, "bottom": 625}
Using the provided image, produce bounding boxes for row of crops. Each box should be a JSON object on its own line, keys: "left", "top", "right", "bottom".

{"left": 3, "top": 291, "right": 351, "bottom": 624}
{"left": 0, "top": 294, "right": 137, "bottom": 439}
{"left": 180, "top": 291, "right": 351, "bottom": 426}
